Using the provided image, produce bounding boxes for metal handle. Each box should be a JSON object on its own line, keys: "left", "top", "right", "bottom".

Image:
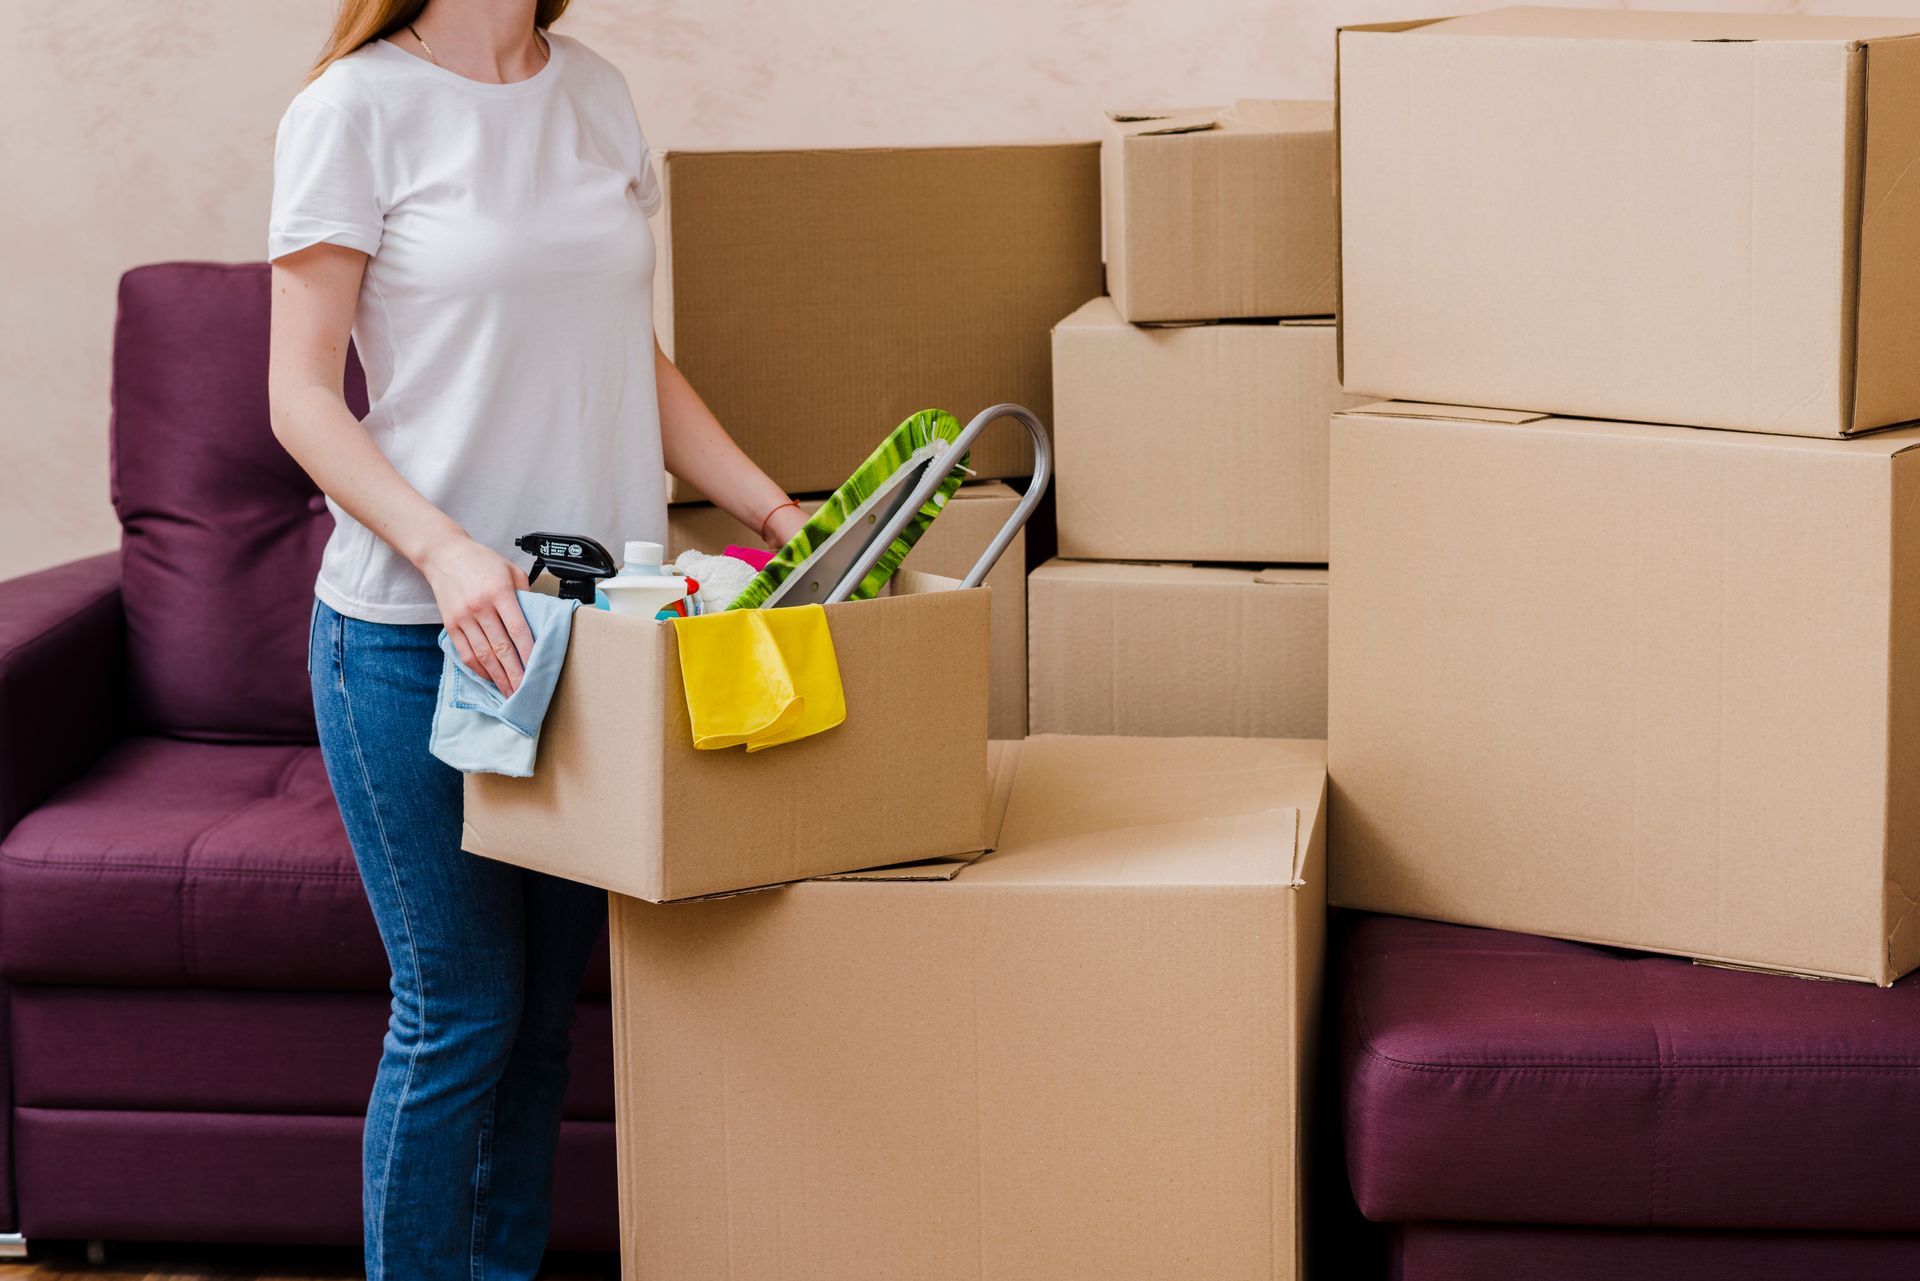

{"left": 823, "top": 403, "right": 1052, "bottom": 604}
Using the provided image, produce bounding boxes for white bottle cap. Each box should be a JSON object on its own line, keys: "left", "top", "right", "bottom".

{"left": 622, "top": 540, "right": 664, "bottom": 568}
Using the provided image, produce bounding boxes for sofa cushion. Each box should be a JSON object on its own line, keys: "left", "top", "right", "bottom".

{"left": 110, "top": 261, "right": 363, "bottom": 744}
{"left": 8, "top": 987, "right": 614, "bottom": 1121}
{"left": 0, "top": 736, "right": 611, "bottom": 993}
{"left": 1393, "top": 1224, "right": 1920, "bottom": 1281}
{"left": 1342, "top": 914, "right": 1920, "bottom": 1233}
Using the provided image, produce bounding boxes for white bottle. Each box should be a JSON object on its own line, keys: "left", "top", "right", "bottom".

{"left": 598, "top": 541, "right": 691, "bottom": 619}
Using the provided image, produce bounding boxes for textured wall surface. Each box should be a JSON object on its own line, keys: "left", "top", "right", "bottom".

{"left": 0, "top": 0, "right": 1893, "bottom": 574}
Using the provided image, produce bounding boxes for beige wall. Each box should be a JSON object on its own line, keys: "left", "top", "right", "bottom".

{"left": 3, "top": 0, "right": 1902, "bottom": 575}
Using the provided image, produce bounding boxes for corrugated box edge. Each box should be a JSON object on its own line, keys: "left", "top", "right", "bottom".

{"left": 1334, "top": 17, "right": 1454, "bottom": 387}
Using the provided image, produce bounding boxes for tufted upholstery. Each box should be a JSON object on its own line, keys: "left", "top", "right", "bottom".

{"left": 110, "top": 262, "right": 365, "bottom": 744}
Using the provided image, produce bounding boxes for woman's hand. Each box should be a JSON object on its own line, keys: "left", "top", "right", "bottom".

{"left": 420, "top": 534, "right": 535, "bottom": 694}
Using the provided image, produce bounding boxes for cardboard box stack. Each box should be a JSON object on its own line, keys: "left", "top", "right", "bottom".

{"left": 452, "top": 14, "right": 1920, "bottom": 1281}
{"left": 652, "top": 142, "right": 1105, "bottom": 738}
{"left": 1033, "top": 101, "right": 1362, "bottom": 738}
{"left": 1330, "top": 8, "right": 1920, "bottom": 985}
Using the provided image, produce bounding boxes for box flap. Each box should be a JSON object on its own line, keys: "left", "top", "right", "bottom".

{"left": 957, "top": 736, "right": 1324, "bottom": 887}
{"left": 1106, "top": 108, "right": 1219, "bottom": 137}
{"left": 661, "top": 143, "right": 1100, "bottom": 498}
{"left": 1417, "top": 8, "right": 1920, "bottom": 44}
{"left": 1252, "top": 567, "right": 1331, "bottom": 587}
{"left": 1342, "top": 401, "right": 1550, "bottom": 424}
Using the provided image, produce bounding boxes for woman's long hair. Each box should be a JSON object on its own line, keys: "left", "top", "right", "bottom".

{"left": 306, "top": 0, "right": 572, "bottom": 83}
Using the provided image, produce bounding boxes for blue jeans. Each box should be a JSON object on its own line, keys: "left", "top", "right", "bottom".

{"left": 308, "top": 598, "right": 606, "bottom": 1281}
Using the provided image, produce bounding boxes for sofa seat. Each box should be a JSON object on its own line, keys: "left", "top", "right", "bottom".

{"left": 1341, "top": 914, "right": 1920, "bottom": 1234}
{"left": 0, "top": 735, "right": 610, "bottom": 992}
{"left": 8, "top": 986, "right": 615, "bottom": 1119}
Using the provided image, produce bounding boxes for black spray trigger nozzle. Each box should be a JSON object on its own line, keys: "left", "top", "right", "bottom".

{"left": 515, "top": 532, "right": 618, "bottom": 603}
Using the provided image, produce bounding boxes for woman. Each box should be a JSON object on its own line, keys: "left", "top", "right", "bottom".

{"left": 265, "top": 2, "right": 805, "bottom": 1276}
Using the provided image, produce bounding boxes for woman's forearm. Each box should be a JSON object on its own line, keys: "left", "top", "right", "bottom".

{"left": 654, "top": 341, "right": 796, "bottom": 543}
{"left": 269, "top": 381, "right": 466, "bottom": 573}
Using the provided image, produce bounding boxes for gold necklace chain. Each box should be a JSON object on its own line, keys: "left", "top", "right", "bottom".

{"left": 405, "top": 22, "right": 549, "bottom": 72}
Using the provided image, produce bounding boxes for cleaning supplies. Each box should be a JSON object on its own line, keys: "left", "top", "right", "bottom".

{"left": 724, "top": 544, "right": 775, "bottom": 572}
{"left": 727, "top": 404, "right": 1052, "bottom": 612}
{"left": 428, "top": 590, "right": 582, "bottom": 776}
{"left": 669, "top": 605, "right": 846, "bottom": 751}
{"left": 728, "top": 409, "right": 971, "bottom": 611}
{"left": 673, "top": 550, "right": 757, "bottom": 616}
{"left": 599, "top": 541, "right": 693, "bottom": 619}
{"left": 516, "top": 532, "right": 618, "bottom": 602}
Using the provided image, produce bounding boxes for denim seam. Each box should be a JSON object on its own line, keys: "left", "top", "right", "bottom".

{"left": 334, "top": 609, "right": 427, "bottom": 1281}
{"left": 471, "top": 1083, "right": 498, "bottom": 1281}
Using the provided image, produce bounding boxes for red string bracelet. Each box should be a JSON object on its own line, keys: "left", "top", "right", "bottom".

{"left": 757, "top": 499, "right": 802, "bottom": 544}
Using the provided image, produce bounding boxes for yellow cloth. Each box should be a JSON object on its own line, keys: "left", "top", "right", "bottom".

{"left": 670, "top": 605, "right": 847, "bottom": 751}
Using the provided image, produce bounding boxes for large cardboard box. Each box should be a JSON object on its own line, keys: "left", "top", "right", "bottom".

{"left": 608, "top": 734, "right": 1327, "bottom": 1280}
{"left": 1338, "top": 8, "right": 1920, "bottom": 437}
{"left": 669, "top": 481, "right": 1030, "bottom": 737}
{"left": 1102, "top": 102, "right": 1335, "bottom": 323}
{"left": 1030, "top": 559, "right": 1326, "bottom": 739}
{"left": 1052, "top": 297, "right": 1366, "bottom": 562}
{"left": 656, "top": 144, "right": 1102, "bottom": 501}
{"left": 1328, "top": 402, "right": 1920, "bottom": 984}
{"left": 461, "top": 575, "right": 990, "bottom": 902}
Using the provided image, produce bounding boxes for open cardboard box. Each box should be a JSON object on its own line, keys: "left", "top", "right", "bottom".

{"left": 461, "top": 572, "right": 992, "bottom": 902}
{"left": 653, "top": 142, "right": 1101, "bottom": 500}
{"left": 608, "top": 735, "right": 1327, "bottom": 1280}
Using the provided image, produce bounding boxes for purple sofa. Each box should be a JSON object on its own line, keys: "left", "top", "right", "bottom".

{"left": 1339, "top": 913, "right": 1920, "bottom": 1280}
{"left": 0, "top": 262, "right": 618, "bottom": 1251}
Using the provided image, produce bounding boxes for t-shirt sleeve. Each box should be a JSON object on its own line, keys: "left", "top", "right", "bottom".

{"left": 623, "top": 102, "right": 664, "bottom": 217}
{"left": 268, "top": 95, "right": 384, "bottom": 261}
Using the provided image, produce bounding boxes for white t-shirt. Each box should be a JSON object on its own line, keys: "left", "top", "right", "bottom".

{"left": 268, "top": 31, "right": 667, "bottom": 624}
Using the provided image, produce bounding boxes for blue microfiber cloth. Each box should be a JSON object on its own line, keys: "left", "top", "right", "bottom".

{"left": 428, "top": 590, "right": 581, "bottom": 777}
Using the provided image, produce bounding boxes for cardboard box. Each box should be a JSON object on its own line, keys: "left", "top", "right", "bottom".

{"left": 656, "top": 144, "right": 1102, "bottom": 501}
{"left": 1052, "top": 297, "right": 1367, "bottom": 562}
{"left": 668, "top": 481, "right": 1030, "bottom": 737}
{"left": 461, "top": 574, "right": 990, "bottom": 902}
{"left": 1102, "top": 101, "right": 1335, "bottom": 323}
{"left": 1029, "top": 559, "right": 1327, "bottom": 739}
{"left": 1328, "top": 402, "right": 1920, "bottom": 984}
{"left": 607, "top": 734, "right": 1327, "bottom": 1280}
{"left": 1338, "top": 8, "right": 1920, "bottom": 437}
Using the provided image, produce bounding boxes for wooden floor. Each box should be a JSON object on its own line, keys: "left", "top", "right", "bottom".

{"left": 0, "top": 1242, "right": 617, "bottom": 1280}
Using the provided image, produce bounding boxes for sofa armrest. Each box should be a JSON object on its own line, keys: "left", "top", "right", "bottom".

{"left": 0, "top": 553, "right": 124, "bottom": 839}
